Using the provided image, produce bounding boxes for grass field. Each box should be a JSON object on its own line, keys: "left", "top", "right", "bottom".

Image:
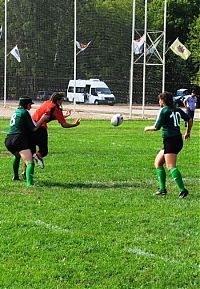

{"left": 0, "top": 118, "right": 199, "bottom": 289}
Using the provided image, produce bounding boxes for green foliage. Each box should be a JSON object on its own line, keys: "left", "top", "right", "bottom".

{"left": 148, "top": 0, "right": 200, "bottom": 88}
{"left": 0, "top": 118, "right": 199, "bottom": 288}
{"left": 0, "top": 0, "right": 199, "bottom": 96}
{"left": 187, "top": 16, "right": 200, "bottom": 85}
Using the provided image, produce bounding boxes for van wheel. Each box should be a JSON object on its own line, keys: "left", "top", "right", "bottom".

{"left": 94, "top": 100, "right": 99, "bottom": 105}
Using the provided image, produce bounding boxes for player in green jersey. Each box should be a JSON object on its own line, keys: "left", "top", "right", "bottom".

{"left": 5, "top": 97, "right": 48, "bottom": 187}
{"left": 144, "top": 91, "right": 193, "bottom": 198}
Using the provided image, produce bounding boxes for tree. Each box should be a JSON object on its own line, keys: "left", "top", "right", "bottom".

{"left": 0, "top": 0, "right": 199, "bottom": 99}
{"left": 148, "top": 0, "right": 199, "bottom": 91}
{"left": 187, "top": 16, "right": 200, "bottom": 85}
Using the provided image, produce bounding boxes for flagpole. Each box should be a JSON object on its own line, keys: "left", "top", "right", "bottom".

{"left": 73, "top": 0, "right": 77, "bottom": 112}
{"left": 142, "top": 0, "right": 148, "bottom": 119}
{"left": 162, "top": 0, "right": 167, "bottom": 92}
{"left": 4, "top": 0, "right": 7, "bottom": 107}
{"left": 129, "top": 0, "right": 136, "bottom": 119}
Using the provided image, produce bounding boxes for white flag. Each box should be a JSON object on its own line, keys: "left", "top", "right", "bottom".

{"left": 10, "top": 45, "right": 21, "bottom": 62}
{"left": 133, "top": 35, "right": 145, "bottom": 55}
{"left": 0, "top": 26, "right": 2, "bottom": 39}
{"left": 170, "top": 38, "right": 191, "bottom": 60}
{"left": 76, "top": 40, "right": 92, "bottom": 55}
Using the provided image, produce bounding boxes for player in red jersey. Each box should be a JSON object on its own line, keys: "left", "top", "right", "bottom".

{"left": 22, "top": 92, "right": 80, "bottom": 176}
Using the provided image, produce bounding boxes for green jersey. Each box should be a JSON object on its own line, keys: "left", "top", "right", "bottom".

{"left": 7, "top": 107, "right": 35, "bottom": 135}
{"left": 154, "top": 106, "right": 190, "bottom": 138}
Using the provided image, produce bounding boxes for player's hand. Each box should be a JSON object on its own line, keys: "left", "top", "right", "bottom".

{"left": 144, "top": 126, "right": 157, "bottom": 132}
{"left": 75, "top": 118, "right": 81, "bottom": 126}
{"left": 184, "top": 133, "right": 190, "bottom": 141}
{"left": 64, "top": 108, "right": 72, "bottom": 118}
{"left": 41, "top": 113, "right": 50, "bottom": 122}
{"left": 144, "top": 126, "right": 152, "bottom": 132}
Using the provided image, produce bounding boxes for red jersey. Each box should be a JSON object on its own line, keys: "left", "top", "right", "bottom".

{"left": 32, "top": 100, "right": 66, "bottom": 129}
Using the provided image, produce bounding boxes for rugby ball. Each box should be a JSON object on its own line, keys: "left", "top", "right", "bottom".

{"left": 111, "top": 114, "right": 123, "bottom": 126}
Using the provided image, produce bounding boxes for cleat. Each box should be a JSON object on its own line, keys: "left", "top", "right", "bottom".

{"left": 12, "top": 176, "right": 20, "bottom": 181}
{"left": 179, "top": 189, "right": 189, "bottom": 199}
{"left": 154, "top": 189, "right": 167, "bottom": 196}
{"left": 21, "top": 171, "right": 26, "bottom": 180}
{"left": 33, "top": 153, "right": 44, "bottom": 169}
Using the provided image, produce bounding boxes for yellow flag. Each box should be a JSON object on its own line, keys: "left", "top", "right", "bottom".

{"left": 170, "top": 38, "right": 191, "bottom": 60}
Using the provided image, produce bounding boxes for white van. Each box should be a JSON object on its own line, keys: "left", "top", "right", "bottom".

{"left": 67, "top": 79, "right": 115, "bottom": 105}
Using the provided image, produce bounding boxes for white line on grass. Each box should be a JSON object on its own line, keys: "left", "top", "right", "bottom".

{"left": 128, "top": 248, "right": 179, "bottom": 264}
{"left": 34, "top": 219, "right": 70, "bottom": 233}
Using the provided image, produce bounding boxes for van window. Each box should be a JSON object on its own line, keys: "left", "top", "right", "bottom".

{"left": 96, "top": 87, "right": 111, "bottom": 94}
{"left": 91, "top": 88, "right": 96, "bottom": 95}
{"left": 68, "top": 86, "right": 85, "bottom": 93}
{"left": 68, "top": 86, "right": 74, "bottom": 93}
{"left": 77, "top": 87, "right": 85, "bottom": 93}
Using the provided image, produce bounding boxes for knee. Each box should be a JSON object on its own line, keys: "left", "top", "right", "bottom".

{"left": 154, "top": 161, "right": 159, "bottom": 168}
{"left": 154, "top": 160, "right": 164, "bottom": 169}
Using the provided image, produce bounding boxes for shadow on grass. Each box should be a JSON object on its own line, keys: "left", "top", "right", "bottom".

{"left": 38, "top": 180, "right": 150, "bottom": 189}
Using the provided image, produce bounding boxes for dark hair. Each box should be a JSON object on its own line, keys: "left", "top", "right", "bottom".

{"left": 50, "top": 92, "right": 65, "bottom": 103}
{"left": 158, "top": 91, "right": 174, "bottom": 108}
{"left": 19, "top": 97, "right": 34, "bottom": 109}
{"left": 192, "top": 86, "right": 199, "bottom": 95}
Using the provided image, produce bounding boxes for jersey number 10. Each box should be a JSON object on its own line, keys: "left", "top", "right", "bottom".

{"left": 170, "top": 111, "right": 181, "bottom": 127}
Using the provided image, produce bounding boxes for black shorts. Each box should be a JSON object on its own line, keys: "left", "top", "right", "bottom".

{"left": 163, "top": 135, "right": 183, "bottom": 155}
{"left": 32, "top": 126, "right": 48, "bottom": 157}
{"left": 186, "top": 109, "right": 195, "bottom": 120}
{"left": 5, "top": 134, "right": 36, "bottom": 155}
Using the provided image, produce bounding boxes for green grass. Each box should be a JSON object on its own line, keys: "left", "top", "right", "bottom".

{"left": 0, "top": 119, "right": 199, "bottom": 289}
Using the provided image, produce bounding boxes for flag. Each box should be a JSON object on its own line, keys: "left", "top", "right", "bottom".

{"left": 133, "top": 35, "right": 145, "bottom": 55}
{"left": 170, "top": 38, "right": 191, "bottom": 60}
{"left": 0, "top": 26, "right": 2, "bottom": 39}
{"left": 10, "top": 45, "right": 21, "bottom": 62}
{"left": 146, "top": 39, "right": 159, "bottom": 55}
{"left": 76, "top": 40, "right": 92, "bottom": 55}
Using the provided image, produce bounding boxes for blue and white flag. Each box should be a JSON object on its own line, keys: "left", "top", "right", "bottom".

{"left": 10, "top": 45, "right": 21, "bottom": 62}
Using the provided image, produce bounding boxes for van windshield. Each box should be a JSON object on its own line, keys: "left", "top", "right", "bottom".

{"left": 96, "top": 87, "right": 111, "bottom": 94}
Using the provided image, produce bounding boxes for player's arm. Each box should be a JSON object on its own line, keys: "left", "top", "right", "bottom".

{"left": 53, "top": 107, "right": 80, "bottom": 128}
{"left": 183, "top": 98, "right": 187, "bottom": 107}
{"left": 144, "top": 110, "right": 162, "bottom": 132}
{"left": 184, "top": 118, "right": 192, "bottom": 141}
{"left": 144, "top": 125, "right": 158, "bottom": 132}
{"left": 33, "top": 114, "right": 50, "bottom": 131}
{"left": 63, "top": 108, "right": 72, "bottom": 118}
{"left": 61, "top": 118, "right": 80, "bottom": 128}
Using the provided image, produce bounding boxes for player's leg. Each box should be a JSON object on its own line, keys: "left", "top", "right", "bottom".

{"left": 12, "top": 154, "right": 21, "bottom": 180}
{"left": 21, "top": 134, "right": 37, "bottom": 178}
{"left": 165, "top": 153, "right": 188, "bottom": 198}
{"left": 154, "top": 149, "right": 167, "bottom": 195}
{"left": 19, "top": 149, "right": 35, "bottom": 187}
{"left": 32, "top": 127, "right": 48, "bottom": 168}
{"left": 5, "top": 135, "right": 22, "bottom": 181}
{"left": 34, "top": 127, "right": 48, "bottom": 158}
